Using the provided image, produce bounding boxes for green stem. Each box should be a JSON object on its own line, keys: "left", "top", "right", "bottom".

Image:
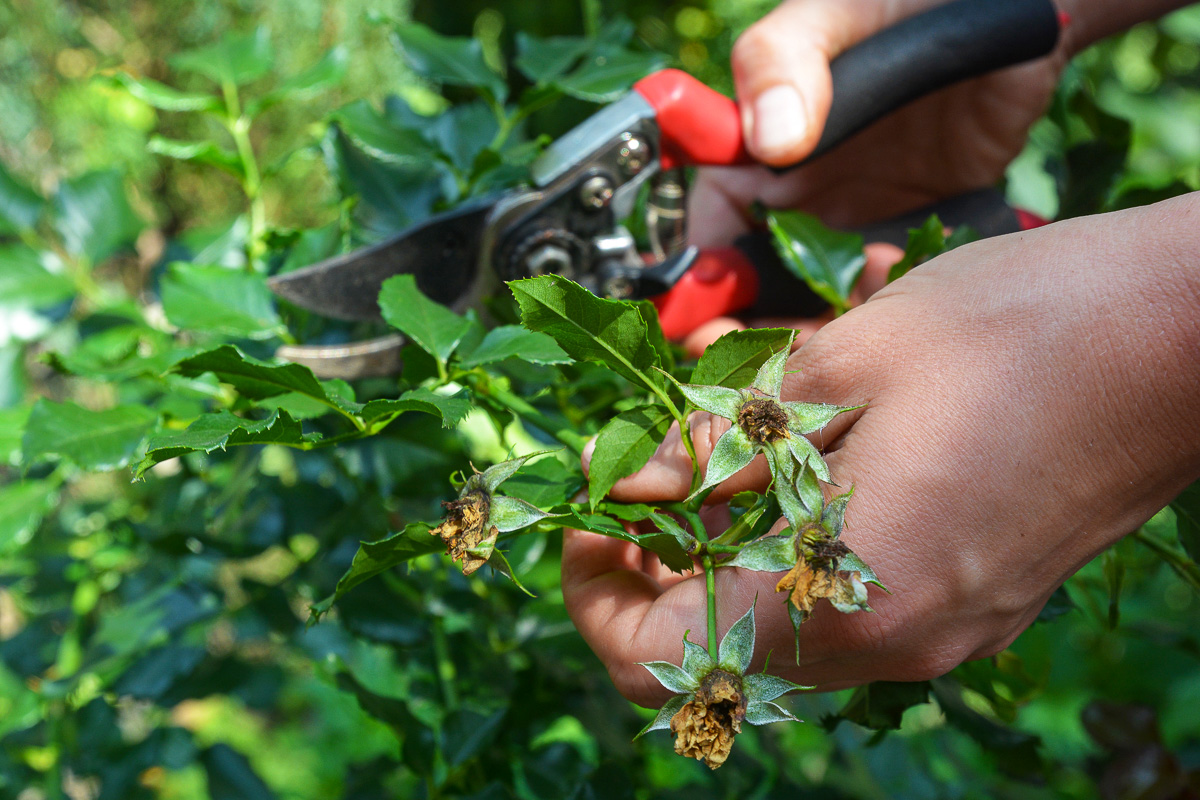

{"left": 463, "top": 372, "right": 586, "bottom": 454}
{"left": 1134, "top": 528, "right": 1200, "bottom": 592}
{"left": 704, "top": 556, "right": 718, "bottom": 659}
{"left": 222, "top": 80, "right": 266, "bottom": 270}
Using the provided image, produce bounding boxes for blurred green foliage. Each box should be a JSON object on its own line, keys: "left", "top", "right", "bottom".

{"left": 1, "top": 1, "right": 1199, "bottom": 799}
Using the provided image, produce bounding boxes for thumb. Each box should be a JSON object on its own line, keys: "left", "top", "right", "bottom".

{"left": 584, "top": 412, "right": 773, "bottom": 504}
{"left": 733, "top": 0, "right": 936, "bottom": 165}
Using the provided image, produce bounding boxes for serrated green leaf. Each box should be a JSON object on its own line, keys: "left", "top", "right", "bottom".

{"left": 312, "top": 522, "right": 441, "bottom": 619}
{"left": 767, "top": 210, "right": 866, "bottom": 314}
{"left": 587, "top": 405, "right": 671, "bottom": 509}
{"left": 256, "top": 379, "right": 356, "bottom": 421}
{"left": 170, "top": 27, "right": 273, "bottom": 86}
{"left": 53, "top": 170, "right": 141, "bottom": 263}
{"left": 675, "top": 382, "right": 742, "bottom": 420}
{"left": 488, "top": 496, "right": 553, "bottom": 533}
{"left": 394, "top": 23, "right": 508, "bottom": 103}
{"left": 633, "top": 299, "right": 674, "bottom": 372}
{"left": 135, "top": 409, "right": 317, "bottom": 477}
{"left": 717, "top": 604, "right": 756, "bottom": 676}
{"left": 744, "top": 672, "right": 809, "bottom": 703}
{"left": 378, "top": 274, "right": 472, "bottom": 363}
{"left": 639, "top": 661, "right": 699, "bottom": 695}
{"left": 330, "top": 101, "right": 442, "bottom": 166}
{"left": 726, "top": 534, "right": 795, "bottom": 573}
{"left": 509, "top": 275, "right": 664, "bottom": 392}
{"left": 697, "top": 426, "right": 756, "bottom": 494}
{"left": 0, "top": 480, "right": 57, "bottom": 555}
{"left": 745, "top": 700, "right": 799, "bottom": 726}
{"left": 361, "top": 388, "right": 472, "bottom": 430}
{"left": 0, "top": 162, "right": 45, "bottom": 232}
{"left": 560, "top": 507, "right": 693, "bottom": 574}
{"left": 22, "top": 400, "right": 157, "bottom": 471}
{"left": 173, "top": 345, "right": 336, "bottom": 404}
{"left": 1171, "top": 480, "right": 1200, "bottom": 562}
{"left": 161, "top": 263, "right": 282, "bottom": 339}
{"left": 107, "top": 72, "right": 221, "bottom": 111}
{"left": 888, "top": 214, "right": 945, "bottom": 283}
{"left": 0, "top": 246, "right": 74, "bottom": 307}
{"left": 554, "top": 50, "right": 666, "bottom": 103}
{"left": 692, "top": 328, "right": 795, "bottom": 389}
{"left": 457, "top": 325, "right": 572, "bottom": 368}
{"left": 148, "top": 137, "right": 244, "bottom": 177}
{"left": 635, "top": 694, "right": 687, "bottom": 739}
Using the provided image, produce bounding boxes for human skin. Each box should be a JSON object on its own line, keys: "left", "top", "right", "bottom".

{"left": 561, "top": 0, "right": 1200, "bottom": 707}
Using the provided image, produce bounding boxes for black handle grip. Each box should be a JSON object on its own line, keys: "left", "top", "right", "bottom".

{"left": 799, "top": 0, "right": 1060, "bottom": 164}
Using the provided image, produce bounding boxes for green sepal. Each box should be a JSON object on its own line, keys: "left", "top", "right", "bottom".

{"left": 725, "top": 535, "right": 795, "bottom": 573}
{"left": 841, "top": 548, "right": 889, "bottom": 593}
{"left": 681, "top": 634, "right": 716, "bottom": 681}
{"left": 639, "top": 661, "right": 699, "bottom": 695}
{"left": 634, "top": 694, "right": 687, "bottom": 739}
{"left": 717, "top": 603, "right": 756, "bottom": 676}
{"left": 744, "top": 700, "right": 800, "bottom": 726}
{"left": 744, "top": 672, "right": 810, "bottom": 703}
{"left": 488, "top": 495, "right": 554, "bottom": 533}
{"left": 751, "top": 342, "right": 793, "bottom": 397}
{"left": 695, "top": 425, "right": 756, "bottom": 495}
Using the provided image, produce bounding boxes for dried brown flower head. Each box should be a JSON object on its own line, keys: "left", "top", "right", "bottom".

{"left": 737, "top": 397, "right": 790, "bottom": 444}
{"left": 431, "top": 490, "right": 497, "bottom": 575}
{"left": 776, "top": 546, "right": 869, "bottom": 622}
{"left": 670, "top": 669, "right": 749, "bottom": 769}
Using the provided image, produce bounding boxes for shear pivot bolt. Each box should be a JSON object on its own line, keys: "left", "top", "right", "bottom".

{"left": 524, "top": 243, "right": 574, "bottom": 277}
{"left": 579, "top": 176, "right": 614, "bottom": 210}
{"left": 617, "top": 135, "right": 648, "bottom": 175}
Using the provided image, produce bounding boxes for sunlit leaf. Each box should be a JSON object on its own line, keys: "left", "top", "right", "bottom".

{"left": 587, "top": 405, "right": 671, "bottom": 509}
{"left": 160, "top": 263, "right": 282, "bottom": 339}
{"left": 361, "top": 389, "right": 472, "bottom": 430}
{"left": 0, "top": 480, "right": 57, "bottom": 555}
{"left": 53, "top": 170, "right": 141, "bottom": 263}
{"left": 378, "top": 274, "right": 472, "bottom": 363}
{"left": 135, "top": 409, "right": 317, "bottom": 478}
{"left": 457, "top": 325, "right": 572, "bottom": 368}
{"left": 170, "top": 27, "right": 274, "bottom": 86}
{"left": 767, "top": 210, "right": 866, "bottom": 314}
{"left": 22, "top": 399, "right": 156, "bottom": 471}
{"left": 725, "top": 535, "right": 794, "bottom": 573}
{"left": 692, "top": 329, "right": 794, "bottom": 389}
{"left": 148, "top": 137, "right": 244, "bottom": 177}
{"left": 107, "top": 72, "right": 220, "bottom": 112}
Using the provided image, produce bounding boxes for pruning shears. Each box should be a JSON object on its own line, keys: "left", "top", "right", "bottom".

{"left": 269, "top": 0, "right": 1063, "bottom": 378}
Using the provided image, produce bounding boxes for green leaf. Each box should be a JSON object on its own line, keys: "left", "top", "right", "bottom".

{"left": 394, "top": 23, "right": 508, "bottom": 103}
{"left": 634, "top": 299, "right": 674, "bottom": 372}
{"left": 457, "top": 325, "right": 572, "bottom": 368}
{"left": 888, "top": 214, "right": 946, "bottom": 283}
{"left": 675, "top": 382, "right": 742, "bottom": 420}
{"left": 744, "top": 700, "right": 799, "bottom": 726}
{"left": 840, "top": 548, "right": 888, "bottom": 592}
{"left": 170, "top": 27, "right": 274, "bottom": 86}
{"left": 161, "top": 263, "right": 282, "bottom": 339}
{"left": 635, "top": 694, "right": 687, "bottom": 739}
{"left": 0, "top": 246, "right": 74, "bottom": 307}
{"left": 173, "top": 345, "right": 337, "bottom": 403}
{"left": 107, "top": 72, "right": 221, "bottom": 112}
{"left": 698, "top": 426, "right": 756, "bottom": 494}
{"left": 311, "top": 522, "right": 441, "bottom": 619}
{"left": 53, "top": 170, "right": 142, "bottom": 263}
{"left": 253, "top": 45, "right": 348, "bottom": 112}
{"left": 378, "top": 274, "right": 472, "bottom": 364}
{"left": 330, "top": 101, "right": 442, "bottom": 166}
{"left": 0, "top": 407, "right": 29, "bottom": 465}
{"left": 560, "top": 507, "right": 693, "bottom": 574}
{"left": 587, "top": 405, "right": 671, "bottom": 509}
{"left": 726, "top": 534, "right": 794, "bottom": 573}
{"left": 648, "top": 512, "right": 698, "bottom": 552}
{"left": 767, "top": 210, "right": 866, "bottom": 314}
{"left": 488, "top": 496, "right": 553, "bottom": 533}
{"left": 639, "top": 661, "right": 699, "bottom": 694}
{"left": 1171, "top": 480, "right": 1200, "bottom": 562}
{"left": 509, "top": 275, "right": 665, "bottom": 392}
{"left": 514, "top": 33, "right": 591, "bottom": 82}
{"left": 554, "top": 50, "right": 666, "bottom": 103}
{"left": 0, "top": 161, "right": 45, "bottom": 232}
{"left": 148, "top": 137, "right": 244, "bottom": 177}
{"left": 692, "top": 329, "right": 795, "bottom": 389}
{"left": 744, "top": 672, "right": 809, "bottom": 703}
{"left": 824, "top": 681, "right": 930, "bottom": 732}
{"left": 360, "top": 388, "right": 472, "bottom": 430}
{"left": 717, "top": 603, "right": 756, "bottom": 676}
{"left": 22, "top": 400, "right": 156, "bottom": 471}
{"left": 135, "top": 409, "right": 317, "bottom": 478}
{"left": 201, "top": 743, "right": 279, "bottom": 800}
{"left": 0, "top": 480, "right": 57, "bottom": 555}
{"left": 930, "top": 678, "right": 1043, "bottom": 779}
{"left": 501, "top": 456, "right": 583, "bottom": 508}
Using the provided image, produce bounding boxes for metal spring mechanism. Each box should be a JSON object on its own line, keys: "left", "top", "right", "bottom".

{"left": 646, "top": 168, "right": 689, "bottom": 261}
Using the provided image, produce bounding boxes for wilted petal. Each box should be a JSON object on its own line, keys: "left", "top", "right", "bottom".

{"left": 829, "top": 571, "right": 872, "bottom": 614}
{"left": 670, "top": 669, "right": 748, "bottom": 770}
{"left": 696, "top": 426, "right": 757, "bottom": 494}
{"left": 677, "top": 383, "right": 743, "bottom": 419}
{"left": 488, "top": 495, "right": 553, "bottom": 533}
{"left": 432, "top": 490, "right": 496, "bottom": 575}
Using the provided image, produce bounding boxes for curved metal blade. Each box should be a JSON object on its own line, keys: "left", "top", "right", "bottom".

{"left": 267, "top": 197, "right": 498, "bottom": 321}
{"left": 275, "top": 335, "right": 405, "bottom": 380}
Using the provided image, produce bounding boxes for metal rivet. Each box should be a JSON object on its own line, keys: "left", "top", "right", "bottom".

{"left": 579, "top": 175, "right": 614, "bottom": 210}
